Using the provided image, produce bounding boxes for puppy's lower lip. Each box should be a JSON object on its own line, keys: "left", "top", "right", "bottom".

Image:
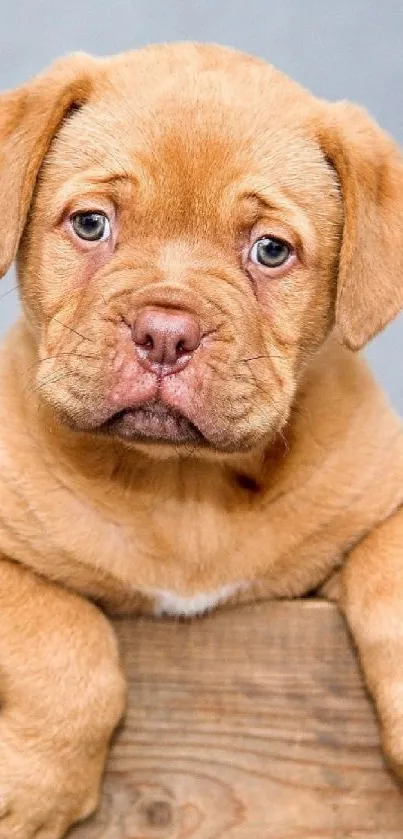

{"left": 101, "top": 402, "right": 205, "bottom": 445}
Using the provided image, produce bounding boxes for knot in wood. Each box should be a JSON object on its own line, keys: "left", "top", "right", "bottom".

{"left": 143, "top": 799, "right": 173, "bottom": 829}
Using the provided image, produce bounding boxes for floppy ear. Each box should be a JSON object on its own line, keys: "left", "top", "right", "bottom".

{"left": 0, "top": 53, "right": 99, "bottom": 278}
{"left": 318, "top": 102, "right": 403, "bottom": 350}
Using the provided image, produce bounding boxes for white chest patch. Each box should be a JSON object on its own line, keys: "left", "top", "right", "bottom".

{"left": 147, "top": 581, "right": 249, "bottom": 618}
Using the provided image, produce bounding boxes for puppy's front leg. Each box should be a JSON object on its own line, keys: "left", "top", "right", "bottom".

{"left": 0, "top": 557, "right": 125, "bottom": 839}
{"left": 343, "top": 508, "right": 403, "bottom": 779}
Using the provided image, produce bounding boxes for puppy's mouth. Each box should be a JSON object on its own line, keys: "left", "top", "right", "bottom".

{"left": 101, "top": 401, "right": 205, "bottom": 446}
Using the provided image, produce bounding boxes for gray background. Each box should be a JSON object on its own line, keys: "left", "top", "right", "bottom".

{"left": 1, "top": 0, "right": 403, "bottom": 409}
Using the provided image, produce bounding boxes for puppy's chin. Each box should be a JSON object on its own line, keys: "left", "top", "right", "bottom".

{"left": 100, "top": 402, "right": 206, "bottom": 448}
{"left": 51, "top": 398, "right": 283, "bottom": 459}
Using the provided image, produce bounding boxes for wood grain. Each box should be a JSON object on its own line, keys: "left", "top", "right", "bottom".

{"left": 68, "top": 601, "right": 403, "bottom": 838}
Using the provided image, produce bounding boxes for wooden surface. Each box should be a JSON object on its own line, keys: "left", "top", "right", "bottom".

{"left": 68, "top": 601, "right": 403, "bottom": 839}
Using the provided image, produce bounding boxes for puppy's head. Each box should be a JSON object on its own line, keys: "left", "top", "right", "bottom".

{"left": 1, "top": 43, "right": 403, "bottom": 456}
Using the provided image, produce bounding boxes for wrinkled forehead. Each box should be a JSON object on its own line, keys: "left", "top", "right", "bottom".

{"left": 43, "top": 56, "right": 336, "bottom": 235}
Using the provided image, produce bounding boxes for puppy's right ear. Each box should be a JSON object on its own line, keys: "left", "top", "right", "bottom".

{"left": 0, "top": 54, "right": 99, "bottom": 277}
{"left": 317, "top": 102, "right": 403, "bottom": 350}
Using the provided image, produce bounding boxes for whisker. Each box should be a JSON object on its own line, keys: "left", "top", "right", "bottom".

{"left": 24, "top": 352, "right": 100, "bottom": 376}
{"left": 39, "top": 352, "right": 99, "bottom": 364}
{"left": 240, "top": 354, "right": 285, "bottom": 363}
{"left": 53, "top": 318, "right": 94, "bottom": 343}
{"left": 40, "top": 352, "right": 98, "bottom": 361}
{"left": 33, "top": 371, "right": 76, "bottom": 393}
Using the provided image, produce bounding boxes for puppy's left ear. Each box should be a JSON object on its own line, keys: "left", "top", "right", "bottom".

{"left": 317, "top": 102, "right": 403, "bottom": 350}
{"left": 0, "top": 53, "right": 99, "bottom": 278}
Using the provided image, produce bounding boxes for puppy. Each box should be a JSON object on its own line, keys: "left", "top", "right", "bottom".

{"left": 1, "top": 42, "right": 403, "bottom": 838}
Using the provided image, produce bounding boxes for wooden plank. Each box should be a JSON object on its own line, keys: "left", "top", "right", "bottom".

{"left": 69, "top": 601, "right": 403, "bottom": 838}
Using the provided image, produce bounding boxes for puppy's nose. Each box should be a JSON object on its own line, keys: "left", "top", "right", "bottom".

{"left": 132, "top": 308, "right": 201, "bottom": 372}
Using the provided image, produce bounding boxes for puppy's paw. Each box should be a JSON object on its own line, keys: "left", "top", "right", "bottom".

{"left": 0, "top": 735, "right": 105, "bottom": 839}
{"left": 0, "top": 666, "right": 125, "bottom": 839}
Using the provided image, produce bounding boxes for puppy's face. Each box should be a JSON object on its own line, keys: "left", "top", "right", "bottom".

{"left": 2, "top": 44, "right": 403, "bottom": 456}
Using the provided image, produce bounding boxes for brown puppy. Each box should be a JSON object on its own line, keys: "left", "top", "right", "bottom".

{"left": 1, "top": 42, "right": 403, "bottom": 837}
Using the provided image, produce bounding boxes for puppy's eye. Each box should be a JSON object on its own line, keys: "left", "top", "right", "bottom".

{"left": 250, "top": 236, "right": 291, "bottom": 268}
{"left": 70, "top": 212, "right": 111, "bottom": 242}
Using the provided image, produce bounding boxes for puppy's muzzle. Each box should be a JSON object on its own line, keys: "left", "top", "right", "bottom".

{"left": 132, "top": 307, "right": 201, "bottom": 376}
